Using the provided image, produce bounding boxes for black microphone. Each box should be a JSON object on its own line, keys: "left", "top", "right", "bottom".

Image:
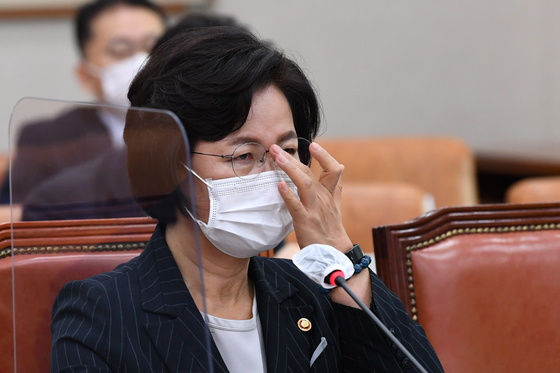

{"left": 325, "top": 271, "right": 430, "bottom": 373}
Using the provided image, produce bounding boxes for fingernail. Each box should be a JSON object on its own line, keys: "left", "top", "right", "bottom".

{"left": 310, "top": 143, "right": 321, "bottom": 152}
{"left": 278, "top": 181, "right": 288, "bottom": 192}
{"left": 270, "top": 144, "right": 281, "bottom": 155}
{"left": 276, "top": 152, "right": 288, "bottom": 164}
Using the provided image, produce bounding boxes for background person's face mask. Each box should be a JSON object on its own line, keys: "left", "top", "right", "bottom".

{"left": 186, "top": 169, "right": 296, "bottom": 258}
{"left": 90, "top": 52, "right": 149, "bottom": 107}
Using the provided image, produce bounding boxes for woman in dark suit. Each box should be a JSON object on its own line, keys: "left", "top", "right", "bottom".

{"left": 51, "top": 27, "right": 444, "bottom": 373}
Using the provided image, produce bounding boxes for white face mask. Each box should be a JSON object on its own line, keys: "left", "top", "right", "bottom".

{"left": 186, "top": 169, "right": 296, "bottom": 258}
{"left": 91, "top": 52, "right": 149, "bottom": 107}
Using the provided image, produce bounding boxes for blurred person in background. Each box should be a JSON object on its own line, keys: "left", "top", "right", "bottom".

{"left": 20, "top": 13, "right": 245, "bottom": 222}
{"left": 3, "top": 0, "right": 165, "bottom": 204}
{"left": 75, "top": 0, "right": 165, "bottom": 108}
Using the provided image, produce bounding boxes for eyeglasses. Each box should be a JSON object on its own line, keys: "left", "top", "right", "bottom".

{"left": 105, "top": 35, "right": 159, "bottom": 60}
{"left": 192, "top": 137, "right": 312, "bottom": 179}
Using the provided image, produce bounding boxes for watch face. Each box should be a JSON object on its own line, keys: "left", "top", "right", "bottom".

{"left": 346, "top": 244, "right": 364, "bottom": 264}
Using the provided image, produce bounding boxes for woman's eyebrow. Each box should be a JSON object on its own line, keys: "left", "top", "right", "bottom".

{"left": 279, "top": 131, "right": 298, "bottom": 142}
{"left": 226, "top": 131, "right": 297, "bottom": 146}
{"left": 226, "top": 136, "right": 255, "bottom": 146}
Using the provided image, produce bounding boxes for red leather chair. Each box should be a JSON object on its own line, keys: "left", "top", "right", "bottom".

{"left": 506, "top": 176, "right": 560, "bottom": 204}
{"left": 0, "top": 217, "right": 156, "bottom": 373}
{"left": 0, "top": 217, "right": 272, "bottom": 373}
{"left": 340, "top": 182, "right": 430, "bottom": 255}
{"left": 280, "top": 181, "right": 430, "bottom": 261}
{"left": 372, "top": 202, "right": 560, "bottom": 373}
{"left": 312, "top": 137, "right": 478, "bottom": 208}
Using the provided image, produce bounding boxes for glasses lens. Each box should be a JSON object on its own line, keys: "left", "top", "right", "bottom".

{"left": 232, "top": 142, "right": 267, "bottom": 179}
{"left": 281, "top": 137, "right": 312, "bottom": 166}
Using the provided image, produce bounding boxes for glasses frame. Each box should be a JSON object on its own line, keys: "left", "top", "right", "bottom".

{"left": 192, "top": 137, "right": 311, "bottom": 180}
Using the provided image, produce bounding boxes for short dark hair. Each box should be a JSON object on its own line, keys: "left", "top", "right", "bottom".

{"left": 75, "top": 0, "right": 166, "bottom": 56}
{"left": 126, "top": 26, "right": 321, "bottom": 224}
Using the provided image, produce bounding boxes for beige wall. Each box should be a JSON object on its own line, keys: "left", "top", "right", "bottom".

{"left": 1, "top": 0, "right": 560, "bottom": 151}
{"left": 0, "top": 18, "right": 89, "bottom": 150}
{"left": 214, "top": 0, "right": 560, "bottom": 148}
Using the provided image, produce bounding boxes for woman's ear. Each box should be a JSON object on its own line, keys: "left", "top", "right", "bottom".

{"left": 75, "top": 61, "right": 103, "bottom": 101}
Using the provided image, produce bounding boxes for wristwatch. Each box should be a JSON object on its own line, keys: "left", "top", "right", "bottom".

{"left": 345, "top": 244, "right": 365, "bottom": 265}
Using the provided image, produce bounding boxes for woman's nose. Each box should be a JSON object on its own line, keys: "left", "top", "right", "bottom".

{"left": 262, "top": 150, "right": 277, "bottom": 172}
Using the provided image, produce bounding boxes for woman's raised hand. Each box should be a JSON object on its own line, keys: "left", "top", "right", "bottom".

{"left": 269, "top": 142, "right": 352, "bottom": 253}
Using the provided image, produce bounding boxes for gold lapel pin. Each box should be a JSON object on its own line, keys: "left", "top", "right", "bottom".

{"left": 297, "top": 318, "right": 312, "bottom": 332}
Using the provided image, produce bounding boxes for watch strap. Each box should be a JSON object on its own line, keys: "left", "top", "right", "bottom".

{"left": 345, "top": 244, "right": 365, "bottom": 265}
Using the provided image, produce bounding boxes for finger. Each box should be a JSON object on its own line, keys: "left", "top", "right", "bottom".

{"left": 270, "top": 144, "right": 317, "bottom": 207}
{"left": 269, "top": 143, "right": 309, "bottom": 173}
{"left": 277, "top": 180, "right": 306, "bottom": 220}
{"left": 332, "top": 164, "right": 344, "bottom": 204}
{"left": 309, "top": 143, "right": 344, "bottom": 194}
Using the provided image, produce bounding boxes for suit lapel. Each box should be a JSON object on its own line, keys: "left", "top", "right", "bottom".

{"left": 144, "top": 306, "right": 228, "bottom": 373}
{"left": 138, "top": 226, "right": 229, "bottom": 373}
{"left": 254, "top": 284, "right": 288, "bottom": 373}
{"left": 136, "top": 228, "right": 318, "bottom": 373}
{"left": 250, "top": 257, "right": 316, "bottom": 373}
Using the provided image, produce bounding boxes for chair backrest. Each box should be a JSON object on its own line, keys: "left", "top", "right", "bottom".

{"left": 312, "top": 137, "right": 478, "bottom": 208}
{"left": 0, "top": 152, "right": 12, "bottom": 224}
{"left": 506, "top": 176, "right": 560, "bottom": 204}
{"left": 280, "top": 181, "right": 430, "bottom": 260}
{"left": 0, "top": 217, "right": 156, "bottom": 373}
{"left": 0, "top": 217, "right": 273, "bottom": 373}
{"left": 372, "top": 202, "right": 560, "bottom": 373}
{"left": 0, "top": 151, "right": 9, "bottom": 186}
{"left": 341, "top": 182, "right": 430, "bottom": 254}
{"left": 0, "top": 204, "right": 23, "bottom": 224}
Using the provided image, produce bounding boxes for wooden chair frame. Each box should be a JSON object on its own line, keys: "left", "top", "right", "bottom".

{"left": 1, "top": 216, "right": 272, "bottom": 373}
{"left": 372, "top": 202, "right": 560, "bottom": 321}
{"left": 0, "top": 216, "right": 157, "bottom": 255}
{"left": 0, "top": 217, "right": 159, "bottom": 372}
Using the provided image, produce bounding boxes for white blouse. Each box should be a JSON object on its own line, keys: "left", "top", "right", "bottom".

{"left": 202, "top": 292, "right": 267, "bottom": 373}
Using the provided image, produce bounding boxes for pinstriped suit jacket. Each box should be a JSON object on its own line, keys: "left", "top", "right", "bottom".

{"left": 51, "top": 225, "right": 444, "bottom": 373}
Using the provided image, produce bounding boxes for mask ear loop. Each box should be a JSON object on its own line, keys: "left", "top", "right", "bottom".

{"left": 181, "top": 164, "right": 212, "bottom": 225}
{"left": 182, "top": 163, "right": 213, "bottom": 188}
{"left": 182, "top": 204, "right": 203, "bottom": 226}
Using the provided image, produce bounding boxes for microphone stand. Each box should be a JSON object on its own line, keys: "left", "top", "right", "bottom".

{"left": 329, "top": 272, "right": 429, "bottom": 373}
